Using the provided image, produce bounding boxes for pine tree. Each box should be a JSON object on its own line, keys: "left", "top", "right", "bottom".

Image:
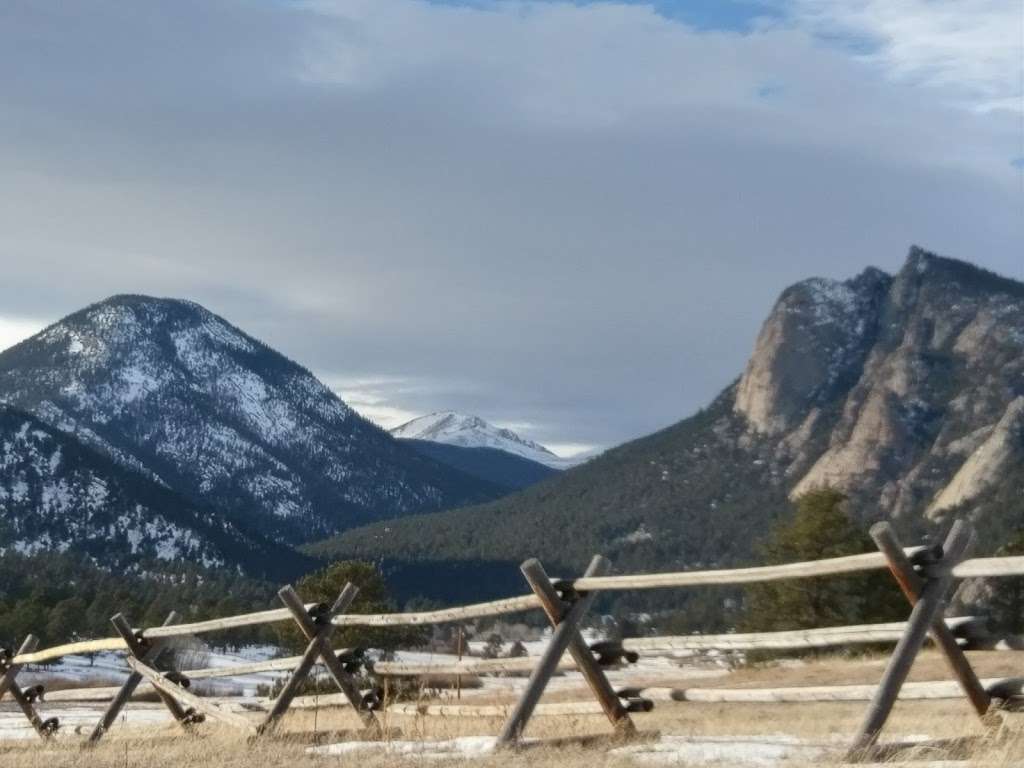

{"left": 740, "top": 489, "right": 905, "bottom": 633}
{"left": 274, "top": 561, "right": 425, "bottom": 652}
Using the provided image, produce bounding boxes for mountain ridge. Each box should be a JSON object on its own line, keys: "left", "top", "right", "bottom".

{"left": 310, "top": 247, "right": 1024, "bottom": 581}
{"left": 391, "top": 411, "right": 563, "bottom": 466}
{"left": 0, "top": 294, "right": 506, "bottom": 544}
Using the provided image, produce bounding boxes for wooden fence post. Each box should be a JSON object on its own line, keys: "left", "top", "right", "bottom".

{"left": 257, "top": 582, "right": 363, "bottom": 735}
{"left": 0, "top": 635, "right": 59, "bottom": 739}
{"left": 271, "top": 584, "right": 380, "bottom": 735}
{"left": 89, "top": 611, "right": 199, "bottom": 743}
{"left": 847, "top": 521, "right": 975, "bottom": 759}
{"left": 869, "top": 521, "right": 992, "bottom": 720}
{"left": 498, "top": 554, "right": 639, "bottom": 745}
{"left": 526, "top": 557, "right": 637, "bottom": 737}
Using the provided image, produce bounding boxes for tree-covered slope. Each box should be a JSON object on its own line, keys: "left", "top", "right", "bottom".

{"left": 308, "top": 388, "right": 792, "bottom": 574}
{"left": 0, "top": 405, "right": 309, "bottom": 579}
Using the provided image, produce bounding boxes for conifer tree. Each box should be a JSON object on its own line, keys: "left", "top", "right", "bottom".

{"left": 741, "top": 489, "right": 904, "bottom": 632}
{"left": 274, "top": 560, "right": 426, "bottom": 652}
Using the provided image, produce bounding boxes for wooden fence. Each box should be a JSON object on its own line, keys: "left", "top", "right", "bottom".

{"left": 2, "top": 520, "right": 1024, "bottom": 760}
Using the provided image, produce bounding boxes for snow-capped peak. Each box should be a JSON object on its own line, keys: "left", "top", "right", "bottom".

{"left": 391, "top": 411, "right": 564, "bottom": 467}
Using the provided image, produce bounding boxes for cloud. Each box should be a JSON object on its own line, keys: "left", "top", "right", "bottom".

{"left": 544, "top": 442, "right": 602, "bottom": 459}
{"left": 324, "top": 374, "right": 456, "bottom": 429}
{"left": 786, "top": 0, "right": 1023, "bottom": 113}
{"left": 0, "top": 0, "right": 1020, "bottom": 451}
{"left": 0, "top": 317, "right": 47, "bottom": 353}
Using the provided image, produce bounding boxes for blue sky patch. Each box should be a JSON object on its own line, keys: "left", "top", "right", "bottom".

{"left": 423, "top": 0, "right": 782, "bottom": 32}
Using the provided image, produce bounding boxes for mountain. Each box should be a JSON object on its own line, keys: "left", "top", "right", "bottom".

{"left": 0, "top": 405, "right": 308, "bottom": 578}
{"left": 399, "top": 439, "right": 558, "bottom": 491}
{"left": 310, "top": 247, "right": 1024, "bottom": 580}
{"left": 391, "top": 411, "right": 568, "bottom": 467}
{"left": 0, "top": 295, "right": 505, "bottom": 543}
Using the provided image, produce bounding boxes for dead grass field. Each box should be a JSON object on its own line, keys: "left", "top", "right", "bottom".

{"left": 2, "top": 650, "right": 1023, "bottom": 766}
{"left": 3, "top": 701, "right": 1024, "bottom": 768}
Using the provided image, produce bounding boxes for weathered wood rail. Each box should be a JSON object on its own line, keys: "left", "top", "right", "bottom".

{"left": 10, "top": 552, "right": 1023, "bottom": 659}
{"left": 3, "top": 521, "right": 1023, "bottom": 760}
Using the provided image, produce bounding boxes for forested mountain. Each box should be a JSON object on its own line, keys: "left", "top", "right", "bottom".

{"left": 311, "top": 248, "right": 1024, "bottom": 580}
{"left": 0, "top": 295, "right": 506, "bottom": 543}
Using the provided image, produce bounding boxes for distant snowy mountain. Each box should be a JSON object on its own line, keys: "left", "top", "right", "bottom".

{"left": 391, "top": 411, "right": 569, "bottom": 468}
{"left": 0, "top": 296, "right": 503, "bottom": 544}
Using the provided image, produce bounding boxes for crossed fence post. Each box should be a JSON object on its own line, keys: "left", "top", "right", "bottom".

{"left": 89, "top": 611, "right": 203, "bottom": 743}
{"left": 109, "top": 609, "right": 254, "bottom": 735}
{"left": 847, "top": 520, "right": 983, "bottom": 760}
{"left": 258, "top": 583, "right": 380, "bottom": 736}
{"left": 498, "top": 554, "right": 641, "bottom": 745}
{"left": 0, "top": 635, "right": 59, "bottom": 739}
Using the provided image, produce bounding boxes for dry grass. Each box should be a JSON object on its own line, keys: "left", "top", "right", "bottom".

{"left": 3, "top": 699, "right": 1022, "bottom": 767}
{"left": 0, "top": 728, "right": 643, "bottom": 768}
{"left": 3, "top": 650, "right": 1024, "bottom": 766}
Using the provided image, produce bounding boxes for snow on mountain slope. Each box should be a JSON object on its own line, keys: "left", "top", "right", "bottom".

{"left": 0, "top": 296, "right": 502, "bottom": 543}
{"left": 390, "top": 411, "right": 570, "bottom": 467}
{"left": 0, "top": 405, "right": 306, "bottom": 577}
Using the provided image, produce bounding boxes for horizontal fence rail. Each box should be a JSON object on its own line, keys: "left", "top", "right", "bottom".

{"left": 141, "top": 603, "right": 320, "bottom": 640}
{"left": 331, "top": 595, "right": 543, "bottom": 628}
{"left": 29, "top": 674, "right": 1024, "bottom": 709}
{"left": 620, "top": 617, "right": 981, "bottom": 653}
{"left": 625, "top": 677, "right": 1024, "bottom": 704}
{"left": 9, "top": 553, "right": 1024, "bottom": 666}
{"left": 183, "top": 647, "right": 358, "bottom": 680}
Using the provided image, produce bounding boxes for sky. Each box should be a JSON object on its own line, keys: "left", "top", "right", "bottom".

{"left": 1, "top": 0, "right": 1022, "bottom": 457}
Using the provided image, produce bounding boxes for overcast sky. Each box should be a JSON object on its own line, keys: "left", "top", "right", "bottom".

{"left": 1, "top": 0, "right": 1022, "bottom": 455}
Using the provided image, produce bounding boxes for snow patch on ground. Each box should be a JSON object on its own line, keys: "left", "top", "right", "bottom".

{"left": 309, "top": 736, "right": 504, "bottom": 759}
{"left": 611, "top": 735, "right": 827, "bottom": 766}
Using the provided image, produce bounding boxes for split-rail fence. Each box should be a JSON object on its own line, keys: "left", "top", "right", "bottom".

{"left": 2, "top": 520, "right": 1024, "bottom": 760}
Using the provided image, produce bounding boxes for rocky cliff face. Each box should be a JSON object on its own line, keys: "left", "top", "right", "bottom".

{"left": 928, "top": 397, "right": 1024, "bottom": 517}
{"left": 737, "top": 247, "right": 1024, "bottom": 535}
{"left": 735, "top": 268, "right": 890, "bottom": 436}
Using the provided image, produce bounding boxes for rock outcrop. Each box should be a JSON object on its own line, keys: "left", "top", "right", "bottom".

{"left": 740, "top": 246, "right": 1024, "bottom": 528}
{"left": 927, "top": 397, "right": 1024, "bottom": 516}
